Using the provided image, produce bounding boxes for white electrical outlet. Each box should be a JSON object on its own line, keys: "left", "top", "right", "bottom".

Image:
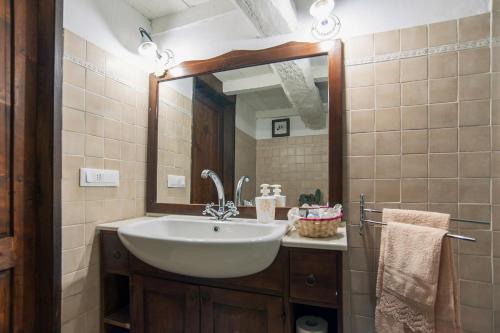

{"left": 80, "top": 168, "right": 119, "bottom": 187}
{"left": 167, "top": 175, "right": 186, "bottom": 188}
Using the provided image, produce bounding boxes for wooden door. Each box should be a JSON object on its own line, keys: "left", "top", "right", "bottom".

{"left": 131, "top": 275, "right": 200, "bottom": 333}
{"left": 200, "top": 287, "right": 285, "bottom": 333}
{"left": 191, "top": 76, "right": 235, "bottom": 204}
{"left": 0, "top": 0, "right": 14, "bottom": 331}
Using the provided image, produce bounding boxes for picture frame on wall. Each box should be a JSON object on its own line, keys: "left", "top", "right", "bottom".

{"left": 272, "top": 118, "right": 290, "bottom": 137}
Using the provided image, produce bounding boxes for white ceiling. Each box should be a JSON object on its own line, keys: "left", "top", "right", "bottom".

{"left": 125, "top": 0, "right": 211, "bottom": 19}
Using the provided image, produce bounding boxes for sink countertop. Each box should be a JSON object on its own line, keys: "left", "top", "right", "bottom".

{"left": 97, "top": 216, "right": 348, "bottom": 251}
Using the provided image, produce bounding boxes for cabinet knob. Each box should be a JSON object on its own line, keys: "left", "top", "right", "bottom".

{"left": 305, "top": 273, "right": 317, "bottom": 287}
{"left": 112, "top": 250, "right": 122, "bottom": 260}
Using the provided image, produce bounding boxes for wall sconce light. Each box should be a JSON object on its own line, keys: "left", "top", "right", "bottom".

{"left": 309, "top": 0, "right": 341, "bottom": 40}
{"left": 138, "top": 27, "right": 174, "bottom": 69}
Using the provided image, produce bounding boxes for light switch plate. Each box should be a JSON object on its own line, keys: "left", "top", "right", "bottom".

{"left": 80, "top": 168, "right": 119, "bottom": 187}
{"left": 168, "top": 174, "right": 186, "bottom": 188}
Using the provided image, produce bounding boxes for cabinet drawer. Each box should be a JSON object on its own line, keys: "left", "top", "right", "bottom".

{"left": 101, "top": 231, "right": 129, "bottom": 275}
{"left": 290, "top": 250, "right": 338, "bottom": 306}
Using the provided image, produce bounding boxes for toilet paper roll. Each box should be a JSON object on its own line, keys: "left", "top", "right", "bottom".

{"left": 296, "top": 316, "right": 328, "bottom": 333}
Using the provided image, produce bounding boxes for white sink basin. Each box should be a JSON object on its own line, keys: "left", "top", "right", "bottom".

{"left": 117, "top": 216, "right": 288, "bottom": 278}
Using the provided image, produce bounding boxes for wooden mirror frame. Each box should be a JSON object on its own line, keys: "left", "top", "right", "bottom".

{"left": 146, "top": 40, "right": 343, "bottom": 219}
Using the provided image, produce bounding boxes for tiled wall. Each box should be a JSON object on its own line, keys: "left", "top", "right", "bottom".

{"left": 256, "top": 134, "right": 329, "bottom": 206}
{"left": 342, "top": 11, "right": 500, "bottom": 333}
{"left": 235, "top": 128, "right": 257, "bottom": 201}
{"left": 157, "top": 84, "right": 192, "bottom": 204}
{"left": 61, "top": 30, "right": 149, "bottom": 332}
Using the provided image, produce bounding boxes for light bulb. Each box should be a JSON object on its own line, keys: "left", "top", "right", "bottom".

{"left": 309, "top": 0, "right": 335, "bottom": 20}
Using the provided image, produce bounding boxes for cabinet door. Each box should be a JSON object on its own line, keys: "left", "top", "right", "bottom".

{"left": 131, "top": 275, "right": 200, "bottom": 333}
{"left": 200, "top": 286, "right": 284, "bottom": 333}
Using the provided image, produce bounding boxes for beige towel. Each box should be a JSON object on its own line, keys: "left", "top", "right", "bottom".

{"left": 375, "top": 209, "right": 462, "bottom": 333}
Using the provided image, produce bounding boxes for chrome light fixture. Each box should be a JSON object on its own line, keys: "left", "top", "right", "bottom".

{"left": 309, "top": 0, "right": 341, "bottom": 40}
{"left": 138, "top": 27, "right": 174, "bottom": 69}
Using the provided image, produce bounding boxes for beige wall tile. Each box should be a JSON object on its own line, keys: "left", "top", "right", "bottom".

{"left": 375, "top": 60, "right": 400, "bottom": 85}
{"left": 62, "top": 225, "right": 85, "bottom": 251}
{"left": 350, "top": 179, "right": 374, "bottom": 202}
{"left": 459, "top": 179, "right": 490, "bottom": 204}
{"left": 461, "top": 305, "right": 493, "bottom": 332}
{"left": 376, "top": 131, "right": 401, "bottom": 155}
{"left": 104, "top": 139, "right": 121, "bottom": 160}
{"left": 401, "top": 178, "right": 427, "bottom": 203}
{"left": 429, "top": 20, "right": 457, "bottom": 46}
{"left": 62, "top": 201, "right": 85, "bottom": 226}
{"left": 62, "top": 247, "right": 86, "bottom": 275}
{"left": 85, "top": 135, "right": 104, "bottom": 157}
{"left": 103, "top": 118, "right": 121, "bottom": 140}
{"left": 63, "top": 155, "right": 84, "bottom": 179}
{"left": 63, "top": 107, "right": 85, "bottom": 133}
{"left": 493, "top": 73, "right": 500, "bottom": 100}
{"left": 376, "top": 107, "right": 400, "bottom": 131}
{"left": 429, "top": 179, "right": 458, "bottom": 203}
{"left": 401, "top": 154, "right": 428, "bottom": 178}
{"left": 350, "top": 156, "right": 374, "bottom": 179}
{"left": 460, "top": 230, "right": 492, "bottom": 257}
{"left": 494, "top": 12, "right": 500, "bottom": 37}
{"left": 351, "top": 110, "right": 375, "bottom": 133}
{"left": 400, "top": 56, "right": 427, "bottom": 82}
{"left": 429, "top": 128, "right": 457, "bottom": 153}
{"left": 494, "top": 126, "right": 500, "bottom": 151}
{"left": 105, "top": 79, "right": 136, "bottom": 106}
{"left": 401, "top": 80, "right": 428, "bottom": 106}
{"left": 85, "top": 114, "right": 104, "bottom": 137}
{"left": 85, "top": 70, "right": 105, "bottom": 95}
{"left": 493, "top": 47, "right": 500, "bottom": 73}
{"left": 350, "top": 86, "right": 375, "bottom": 110}
{"left": 402, "top": 130, "right": 428, "bottom": 154}
{"left": 460, "top": 152, "right": 490, "bottom": 178}
{"left": 429, "top": 52, "right": 458, "bottom": 79}
{"left": 459, "top": 73, "right": 491, "bottom": 101}
{"left": 347, "top": 34, "right": 374, "bottom": 59}
{"left": 493, "top": 152, "right": 500, "bottom": 177}
{"left": 63, "top": 59, "right": 85, "bottom": 88}
{"left": 401, "top": 25, "right": 427, "bottom": 51}
{"left": 374, "top": 30, "right": 400, "bottom": 55}
{"left": 63, "top": 83, "right": 85, "bottom": 111}
{"left": 401, "top": 105, "right": 427, "bottom": 130}
{"left": 460, "top": 280, "right": 493, "bottom": 309}
{"left": 375, "top": 179, "right": 400, "bottom": 202}
{"left": 459, "top": 100, "right": 490, "bottom": 126}
{"left": 375, "top": 155, "right": 401, "bottom": 179}
{"left": 458, "top": 13, "right": 490, "bottom": 42}
{"left": 459, "top": 126, "right": 491, "bottom": 152}
{"left": 459, "top": 47, "right": 491, "bottom": 75}
{"left": 375, "top": 84, "right": 400, "bottom": 108}
{"left": 429, "top": 153, "right": 458, "bottom": 178}
{"left": 349, "top": 64, "right": 374, "bottom": 88}
{"left": 63, "top": 131, "right": 85, "bottom": 155}
{"left": 429, "top": 77, "right": 458, "bottom": 104}
{"left": 429, "top": 103, "right": 458, "bottom": 128}
{"left": 351, "top": 133, "right": 375, "bottom": 156}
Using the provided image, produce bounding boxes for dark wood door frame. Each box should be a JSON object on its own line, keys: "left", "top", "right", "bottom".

{"left": 0, "top": 0, "right": 62, "bottom": 332}
{"left": 146, "top": 40, "right": 343, "bottom": 219}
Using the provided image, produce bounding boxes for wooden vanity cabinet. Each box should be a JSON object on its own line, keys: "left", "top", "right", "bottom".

{"left": 101, "top": 230, "right": 343, "bottom": 333}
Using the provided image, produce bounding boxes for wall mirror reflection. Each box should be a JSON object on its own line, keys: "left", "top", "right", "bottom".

{"left": 156, "top": 55, "right": 328, "bottom": 209}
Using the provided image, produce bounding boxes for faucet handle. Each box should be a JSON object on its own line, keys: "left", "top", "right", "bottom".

{"left": 202, "top": 202, "right": 215, "bottom": 216}
{"left": 225, "top": 201, "right": 239, "bottom": 216}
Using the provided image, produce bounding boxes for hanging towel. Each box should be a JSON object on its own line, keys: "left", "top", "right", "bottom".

{"left": 375, "top": 209, "right": 462, "bottom": 333}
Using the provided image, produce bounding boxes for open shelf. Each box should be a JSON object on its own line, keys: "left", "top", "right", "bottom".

{"left": 104, "top": 306, "right": 130, "bottom": 329}
{"left": 292, "top": 303, "right": 338, "bottom": 333}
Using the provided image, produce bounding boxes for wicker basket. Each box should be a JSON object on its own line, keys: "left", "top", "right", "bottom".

{"left": 297, "top": 215, "right": 342, "bottom": 238}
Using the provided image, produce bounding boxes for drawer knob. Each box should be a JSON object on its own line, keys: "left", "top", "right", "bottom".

{"left": 112, "top": 250, "right": 122, "bottom": 260}
{"left": 305, "top": 273, "right": 317, "bottom": 287}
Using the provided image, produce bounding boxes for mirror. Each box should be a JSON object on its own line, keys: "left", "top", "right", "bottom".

{"left": 155, "top": 55, "right": 329, "bottom": 209}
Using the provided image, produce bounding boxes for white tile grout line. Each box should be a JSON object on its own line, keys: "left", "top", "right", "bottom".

{"left": 346, "top": 37, "right": 500, "bottom": 67}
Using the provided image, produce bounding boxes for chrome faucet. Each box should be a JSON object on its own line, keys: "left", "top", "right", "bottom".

{"left": 200, "top": 169, "right": 239, "bottom": 220}
{"left": 235, "top": 176, "right": 250, "bottom": 206}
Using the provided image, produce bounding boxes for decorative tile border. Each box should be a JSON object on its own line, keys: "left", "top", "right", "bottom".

{"left": 63, "top": 53, "right": 147, "bottom": 92}
{"left": 346, "top": 37, "right": 500, "bottom": 66}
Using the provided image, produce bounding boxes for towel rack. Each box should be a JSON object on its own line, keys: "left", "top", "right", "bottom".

{"left": 358, "top": 194, "right": 487, "bottom": 242}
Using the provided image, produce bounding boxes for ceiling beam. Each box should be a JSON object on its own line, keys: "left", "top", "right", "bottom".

{"left": 222, "top": 67, "right": 328, "bottom": 95}
{"left": 231, "top": 0, "right": 326, "bottom": 129}
{"left": 152, "top": 0, "right": 236, "bottom": 35}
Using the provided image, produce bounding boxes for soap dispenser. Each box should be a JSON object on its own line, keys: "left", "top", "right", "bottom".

{"left": 255, "top": 184, "right": 276, "bottom": 223}
{"left": 271, "top": 184, "right": 286, "bottom": 207}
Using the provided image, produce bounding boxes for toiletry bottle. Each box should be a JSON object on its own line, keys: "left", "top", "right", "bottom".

{"left": 255, "top": 184, "right": 276, "bottom": 223}
{"left": 271, "top": 184, "right": 286, "bottom": 207}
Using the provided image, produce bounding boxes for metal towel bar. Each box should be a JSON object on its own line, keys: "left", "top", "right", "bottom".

{"left": 358, "top": 194, "right": 487, "bottom": 242}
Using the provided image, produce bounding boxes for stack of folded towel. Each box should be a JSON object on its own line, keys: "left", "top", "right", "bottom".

{"left": 375, "top": 209, "right": 462, "bottom": 333}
